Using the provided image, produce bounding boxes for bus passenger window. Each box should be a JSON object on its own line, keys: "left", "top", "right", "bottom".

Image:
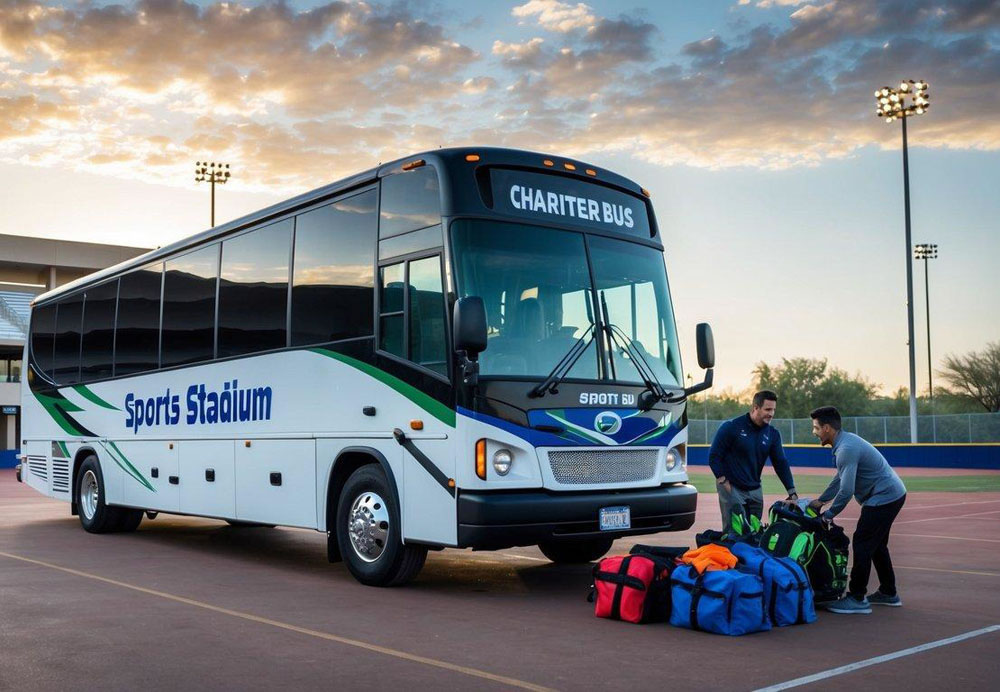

{"left": 219, "top": 219, "right": 291, "bottom": 357}
{"left": 52, "top": 294, "right": 84, "bottom": 384}
{"left": 115, "top": 265, "right": 162, "bottom": 376}
{"left": 81, "top": 280, "right": 118, "bottom": 381}
{"left": 379, "top": 167, "right": 441, "bottom": 238}
{"left": 29, "top": 303, "right": 57, "bottom": 380}
{"left": 291, "top": 190, "right": 376, "bottom": 346}
{"left": 162, "top": 245, "right": 219, "bottom": 368}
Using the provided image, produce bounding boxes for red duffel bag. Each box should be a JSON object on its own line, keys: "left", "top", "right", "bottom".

{"left": 590, "top": 553, "right": 675, "bottom": 623}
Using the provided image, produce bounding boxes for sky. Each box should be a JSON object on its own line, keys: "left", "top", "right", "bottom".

{"left": 1, "top": 0, "right": 998, "bottom": 394}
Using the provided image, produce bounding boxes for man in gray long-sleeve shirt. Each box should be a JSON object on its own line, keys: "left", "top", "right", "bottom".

{"left": 809, "top": 406, "right": 907, "bottom": 614}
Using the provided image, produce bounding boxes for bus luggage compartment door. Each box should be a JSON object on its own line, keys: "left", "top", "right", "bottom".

{"left": 179, "top": 440, "right": 235, "bottom": 518}
{"left": 235, "top": 439, "right": 317, "bottom": 528}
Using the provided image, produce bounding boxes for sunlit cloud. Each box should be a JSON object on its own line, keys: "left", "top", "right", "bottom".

{"left": 0, "top": 0, "right": 997, "bottom": 190}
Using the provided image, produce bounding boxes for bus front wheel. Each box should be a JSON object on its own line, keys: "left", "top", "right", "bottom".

{"left": 336, "top": 465, "right": 426, "bottom": 587}
{"left": 538, "top": 537, "right": 615, "bottom": 564}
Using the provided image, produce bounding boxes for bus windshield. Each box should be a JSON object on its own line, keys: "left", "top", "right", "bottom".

{"left": 451, "top": 220, "right": 683, "bottom": 387}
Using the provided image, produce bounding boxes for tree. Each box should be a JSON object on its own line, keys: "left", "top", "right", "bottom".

{"left": 752, "top": 357, "right": 879, "bottom": 418}
{"left": 939, "top": 342, "right": 1000, "bottom": 412}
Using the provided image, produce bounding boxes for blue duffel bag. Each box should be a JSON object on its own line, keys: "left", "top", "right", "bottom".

{"left": 669, "top": 565, "right": 771, "bottom": 636}
{"left": 731, "top": 543, "right": 816, "bottom": 627}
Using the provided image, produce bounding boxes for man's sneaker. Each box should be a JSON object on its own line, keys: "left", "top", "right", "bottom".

{"left": 825, "top": 595, "right": 872, "bottom": 614}
{"left": 868, "top": 590, "right": 902, "bottom": 607}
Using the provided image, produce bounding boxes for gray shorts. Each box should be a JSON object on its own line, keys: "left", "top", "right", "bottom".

{"left": 717, "top": 483, "right": 764, "bottom": 531}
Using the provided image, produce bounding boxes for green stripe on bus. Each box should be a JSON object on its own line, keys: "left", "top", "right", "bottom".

{"left": 104, "top": 441, "right": 155, "bottom": 492}
{"left": 310, "top": 348, "right": 456, "bottom": 427}
{"left": 33, "top": 391, "right": 87, "bottom": 436}
{"left": 57, "top": 441, "right": 70, "bottom": 458}
{"left": 72, "top": 384, "right": 120, "bottom": 411}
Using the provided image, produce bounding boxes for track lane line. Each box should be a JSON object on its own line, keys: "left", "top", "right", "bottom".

{"left": 893, "top": 533, "right": 1000, "bottom": 544}
{"left": 753, "top": 625, "right": 1000, "bottom": 691}
{"left": 894, "top": 564, "right": 999, "bottom": 577}
{"left": 0, "top": 551, "right": 555, "bottom": 692}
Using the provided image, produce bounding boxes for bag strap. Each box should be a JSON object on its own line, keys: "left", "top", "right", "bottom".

{"left": 688, "top": 570, "right": 706, "bottom": 632}
{"left": 611, "top": 556, "right": 632, "bottom": 620}
{"left": 773, "top": 559, "right": 809, "bottom": 625}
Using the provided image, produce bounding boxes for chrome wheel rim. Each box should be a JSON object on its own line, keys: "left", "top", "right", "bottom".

{"left": 80, "top": 469, "right": 99, "bottom": 521}
{"left": 347, "top": 491, "right": 390, "bottom": 563}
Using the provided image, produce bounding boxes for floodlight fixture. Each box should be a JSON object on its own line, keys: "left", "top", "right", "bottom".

{"left": 194, "top": 161, "right": 232, "bottom": 227}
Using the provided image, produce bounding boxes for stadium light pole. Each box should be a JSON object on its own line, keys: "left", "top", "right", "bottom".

{"left": 874, "top": 79, "right": 930, "bottom": 443}
{"left": 914, "top": 243, "right": 938, "bottom": 402}
{"left": 194, "top": 161, "right": 231, "bottom": 227}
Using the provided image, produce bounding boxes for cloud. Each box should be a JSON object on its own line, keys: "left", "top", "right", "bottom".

{"left": 0, "top": 0, "right": 998, "bottom": 189}
{"left": 0, "top": 1, "right": 485, "bottom": 190}
{"left": 512, "top": 0, "right": 596, "bottom": 33}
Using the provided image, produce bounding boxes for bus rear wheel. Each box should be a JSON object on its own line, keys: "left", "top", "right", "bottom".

{"left": 336, "top": 465, "right": 426, "bottom": 587}
{"left": 77, "top": 456, "right": 124, "bottom": 534}
{"left": 538, "top": 537, "right": 615, "bottom": 564}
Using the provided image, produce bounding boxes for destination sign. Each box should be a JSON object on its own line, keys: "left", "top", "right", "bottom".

{"left": 491, "top": 169, "right": 651, "bottom": 237}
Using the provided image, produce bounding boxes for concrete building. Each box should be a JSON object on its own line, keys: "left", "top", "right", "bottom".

{"left": 1, "top": 234, "right": 151, "bottom": 466}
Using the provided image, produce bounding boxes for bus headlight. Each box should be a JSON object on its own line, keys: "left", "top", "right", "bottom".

{"left": 666, "top": 449, "right": 680, "bottom": 472}
{"left": 492, "top": 449, "right": 513, "bottom": 476}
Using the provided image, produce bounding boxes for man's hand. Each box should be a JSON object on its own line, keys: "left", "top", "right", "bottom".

{"left": 717, "top": 476, "right": 732, "bottom": 494}
{"left": 808, "top": 499, "right": 823, "bottom": 513}
{"left": 783, "top": 492, "right": 799, "bottom": 506}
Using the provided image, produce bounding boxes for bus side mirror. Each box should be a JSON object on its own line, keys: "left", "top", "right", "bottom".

{"left": 453, "top": 296, "right": 487, "bottom": 360}
{"left": 685, "top": 323, "right": 715, "bottom": 397}
{"left": 696, "top": 322, "right": 715, "bottom": 369}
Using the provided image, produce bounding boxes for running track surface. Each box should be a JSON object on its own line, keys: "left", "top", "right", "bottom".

{"left": 2, "top": 469, "right": 998, "bottom": 691}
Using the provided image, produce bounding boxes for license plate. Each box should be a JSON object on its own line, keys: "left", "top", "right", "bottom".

{"left": 599, "top": 506, "right": 631, "bottom": 531}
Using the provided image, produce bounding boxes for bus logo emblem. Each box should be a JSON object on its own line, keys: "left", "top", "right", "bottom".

{"left": 595, "top": 411, "right": 622, "bottom": 435}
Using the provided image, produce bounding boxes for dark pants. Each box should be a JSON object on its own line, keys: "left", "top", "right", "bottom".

{"left": 849, "top": 494, "right": 906, "bottom": 599}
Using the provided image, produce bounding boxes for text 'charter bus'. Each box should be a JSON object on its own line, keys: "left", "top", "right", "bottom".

{"left": 19, "top": 147, "right": 715, "bottom": 586}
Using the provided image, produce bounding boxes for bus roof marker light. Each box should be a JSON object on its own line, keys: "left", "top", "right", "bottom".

{"left": 401, "top": 159, "right": 425, "bottom": 171}
{"left": 563, "top": 162, "right": 576, "bottom": 171}
{"left": 585, "top": 169, "right": 597, "bottom": 176}
{"left": 465, "top": 154, "right": 480, "bottom": 162}
{"left": 641, "top": 188, "right": 651, "bottom": 198}
{"left": 542, "top": 159, "right": 554, "bottom": 166}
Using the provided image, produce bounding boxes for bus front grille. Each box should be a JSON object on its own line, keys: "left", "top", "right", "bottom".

{"left": 547, "top": 449, "right": 658, "bottom": 485}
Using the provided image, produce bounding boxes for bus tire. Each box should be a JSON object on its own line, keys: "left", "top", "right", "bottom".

{"left": 336, "top": 464, "right": 427, "bottom": 587}
{"left": 76, "top": 456, "right": 122, "bottom": 534}
{"left": 538, "top": 537, "right": 615, "bottom": 564}
{"left": 114, "top": 508, "right": 144, "bottom": 533}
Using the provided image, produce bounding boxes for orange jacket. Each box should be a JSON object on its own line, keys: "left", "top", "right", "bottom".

{"left": 681, "top": 544, "right": 738, "bottom": 574}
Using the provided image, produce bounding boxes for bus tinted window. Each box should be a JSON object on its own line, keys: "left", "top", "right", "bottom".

{"left": 379, "top": 167, "right": 441, "bottom": 238}
{"left": 52, "top": 294, "right": 84, "bottom": 384}
{"left": 116, "top": 265, "right": 162, "bottom": 375}
{"left": 291, "top": 190, "right": 376, "bottom": 346}
{"left": 81, "top": 280, "right": 118, "bottom": 381}
{"left": 30, "top": 303, "right": 57, "bottom": 379}
{"left": 219, "top": 220, "right": 291, "bottom": 358}
{"left": 162, "top": 245, "right": 219, "bottom": 368}
{"left": 407, "top": 256, "right": 447, "bottom": 375}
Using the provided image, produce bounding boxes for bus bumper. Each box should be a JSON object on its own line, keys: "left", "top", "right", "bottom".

{"left": 456, "top": 482, "right": 697, "bottom": 550}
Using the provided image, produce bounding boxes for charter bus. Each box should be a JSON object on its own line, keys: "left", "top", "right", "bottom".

{"left": 18, "top": 147, "right": 715, "bottom": 586}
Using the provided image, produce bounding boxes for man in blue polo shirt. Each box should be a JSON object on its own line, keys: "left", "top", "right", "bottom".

{"left": 708, "top": 390, "right": 798, "bottom": 529}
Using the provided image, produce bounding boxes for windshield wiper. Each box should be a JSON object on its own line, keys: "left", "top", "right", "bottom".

{"left": 528, "top": 323, "right": 596, "bottom": 398}
{"left": 598, "top": 291, "right": 677, "bottom": 409}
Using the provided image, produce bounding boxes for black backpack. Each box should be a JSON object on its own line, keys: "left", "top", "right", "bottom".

{"left": 763, "top": 501, "right": 849, "bottom": 603}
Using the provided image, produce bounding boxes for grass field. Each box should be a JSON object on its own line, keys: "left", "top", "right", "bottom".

{"left": 686, "top": 472, "right": 1000, "bottom": 494}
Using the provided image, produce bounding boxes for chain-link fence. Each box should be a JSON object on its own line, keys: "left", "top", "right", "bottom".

{"left": 686, "top": 412, "right": 1000, "bottom": 445}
